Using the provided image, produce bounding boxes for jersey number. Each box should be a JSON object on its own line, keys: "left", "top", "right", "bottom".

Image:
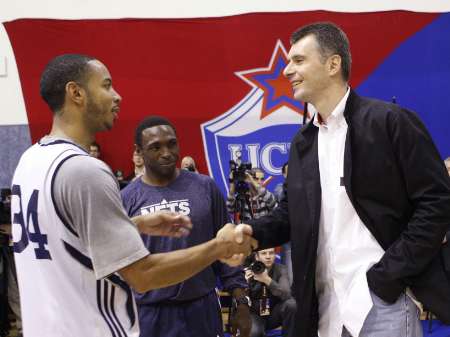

{"left": 12, "top": 184, "right": 52, "bottom": 260}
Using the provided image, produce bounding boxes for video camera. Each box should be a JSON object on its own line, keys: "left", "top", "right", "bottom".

{"left": 229, "top": 160, "right": 252, "bottom": 194}
{"left": 243, "top": 252, "right": 266, "bottom": 275}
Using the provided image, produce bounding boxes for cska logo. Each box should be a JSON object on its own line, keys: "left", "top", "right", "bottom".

{"left": 201, "top": 40, "right": 306, "bottom": 196}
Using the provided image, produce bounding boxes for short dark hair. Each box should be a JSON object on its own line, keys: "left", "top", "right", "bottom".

{"left": 134, "top": 116, "right": 176, "bottom": 147}
{"left": 90, "top": 141, "right": 100, "bottom": 151}
{"left": 290, "top": 22, "right": 351, "bottom": 81}
{"left": 40, "top": 54, "right": 95, "bottom": 113}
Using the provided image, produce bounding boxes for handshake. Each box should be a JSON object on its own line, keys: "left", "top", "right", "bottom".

{"left": 135, "top": 211, "right": 257, "bottom": 267}
{"left": 215, "top": 223, "right": 257, "bottom": 266}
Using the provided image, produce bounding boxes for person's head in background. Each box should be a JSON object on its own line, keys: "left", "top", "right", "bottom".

{"left": 181, "top": 156, "right": 198, "bottom": 173}
{"left": 133, "top": 150, "right": 144, "bottom": 170}
{"left": 89, "top": 141, "right": 101, "bottom": 158}
{"left": 281, "top": 162, "right": 288, "bottom": 179}
{"left": 256, "top": 248, "right": 276, "bottom": 270}
{"left": 135, "top": 116, "right": 179, "bottom": 185}
{"left": 250, "top": 168, "right": 265, "bottom": 188}
{"left": 130, "top": 149, "right": 145, "bottom": 180}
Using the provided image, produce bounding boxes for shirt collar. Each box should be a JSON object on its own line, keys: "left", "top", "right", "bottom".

{"left": 313, "top": 87, "right": 350, "bottom": 128}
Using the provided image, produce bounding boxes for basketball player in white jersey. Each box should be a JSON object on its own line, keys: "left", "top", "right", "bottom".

{"left": 11, "top": 54, "right": 254, "bottom": 337}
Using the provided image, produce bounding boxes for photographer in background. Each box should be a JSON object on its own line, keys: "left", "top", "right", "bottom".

{"left": 227, "top": 167, "right": 276, "bottom": 222}
{"left": 245, "top": 248, "right": 296, "bottom": 337}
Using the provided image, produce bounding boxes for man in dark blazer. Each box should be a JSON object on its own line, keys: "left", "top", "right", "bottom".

{"left": 224, "top": 22, "right": 450, "bottom": 337}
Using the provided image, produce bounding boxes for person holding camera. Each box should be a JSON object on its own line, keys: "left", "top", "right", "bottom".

{"left": 227, "top": 168, "right": 276, "bottom": 221}
{"left": 244, "top": 248, "right": 296, "bottom": 337}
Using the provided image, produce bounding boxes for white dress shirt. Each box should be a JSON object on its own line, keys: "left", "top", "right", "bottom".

{"left": 313, "top": 88, "right": 385, "bottom": 337}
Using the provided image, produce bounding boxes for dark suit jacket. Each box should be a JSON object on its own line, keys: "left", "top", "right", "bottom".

{"left": 248, "top": 90, "right": 450, "bottom": 337}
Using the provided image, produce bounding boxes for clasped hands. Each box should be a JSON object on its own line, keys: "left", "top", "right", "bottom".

{"left": 216, "top": 223, "right": 257, "bottom": 266}
{"left": 133, "top": 211, "right": 257, "bottom": 266}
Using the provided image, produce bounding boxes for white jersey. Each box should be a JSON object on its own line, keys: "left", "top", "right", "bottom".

{"left": 11, "top": 139, "right": 141, "bottom": 337}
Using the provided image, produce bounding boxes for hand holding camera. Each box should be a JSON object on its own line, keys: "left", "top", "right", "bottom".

{"left": 243, "top": 253, "right": 272, "bottom": 285}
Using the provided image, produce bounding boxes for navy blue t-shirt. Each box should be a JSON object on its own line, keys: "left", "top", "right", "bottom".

{"left": 120, "top": 170, "right": 246, "bottom": 304}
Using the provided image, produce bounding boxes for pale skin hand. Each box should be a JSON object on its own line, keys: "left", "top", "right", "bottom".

{"left": 216, "top": 223, "right": 256, "bottom": 260}
{"left": 132, "top": 211, "right": 192, "bottom": 237}
{"left": 252, "top": 269, "right": 272, "bottom": 285}
{"left": 219, "top": 223, "right": 257, "bottom": 266}
{"left": 245, "top": 268, "right": 272, "bottom": 285}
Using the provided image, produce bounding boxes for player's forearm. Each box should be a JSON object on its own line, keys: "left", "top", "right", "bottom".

{"left": 120, "top": 238, "right": 226, "bottom": 293}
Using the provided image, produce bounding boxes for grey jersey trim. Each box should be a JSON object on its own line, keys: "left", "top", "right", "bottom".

{"left": 50, "top": 154, "right": 83, "bottom": 237}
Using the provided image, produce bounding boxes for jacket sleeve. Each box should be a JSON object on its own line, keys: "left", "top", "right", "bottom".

{"left": 268, "top": 264, "right": 292, "bottom": 301}
{"left": 210, "top": 179, "right": 247, "bottom": 291}
{"left": 248, "top": 183, "right": 290, "bottom": 249}
{"left": 367, "top": 107, "right": 450, "bottom": 302}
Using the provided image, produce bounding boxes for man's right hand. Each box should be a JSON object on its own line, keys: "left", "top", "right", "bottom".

{"left": 132, "top": 211, "right": 192, "bottom": 237}
{"left": 216, "top": 223, "right": 257, "bottom": 266}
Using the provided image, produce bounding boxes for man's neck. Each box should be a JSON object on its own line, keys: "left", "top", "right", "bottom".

{"left": 49, "top": 113, "right": 95, "bottom": 151}
{"left": 313, "top": 83, "right": 348, "bottom": 122}
{"left": 142, "top": 169, "right": 180, "bottom": 187}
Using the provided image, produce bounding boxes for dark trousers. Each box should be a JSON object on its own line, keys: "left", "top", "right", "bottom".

{"left": 138, "top": 291, "right": 224, "bottom": 337}
{"left": 250, "top": 298, "right": 296, "bottom": 337}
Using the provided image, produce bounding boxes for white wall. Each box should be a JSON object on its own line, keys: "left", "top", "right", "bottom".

{"left": 0, "top": 25, "right": 28, "bottom": 126}
{"left": 1, "top": 0, "right": 450, "bottom": 22}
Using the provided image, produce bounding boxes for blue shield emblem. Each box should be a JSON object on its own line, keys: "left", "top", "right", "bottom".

{"left": 201, "top": 40, "right": 306, "bottom": 196}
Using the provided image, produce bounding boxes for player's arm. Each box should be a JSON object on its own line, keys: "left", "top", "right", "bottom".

{"left": 118, "top": 223, "right": 254, "bottom": 293}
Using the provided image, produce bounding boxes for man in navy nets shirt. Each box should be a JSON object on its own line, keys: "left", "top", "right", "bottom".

{"left": 121, "top": 116, "right": 251, "bottom": 337}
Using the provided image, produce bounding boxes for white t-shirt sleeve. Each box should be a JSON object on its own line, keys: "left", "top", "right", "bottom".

{"left": 53, "top": 155, "right": 149, "bottom": 279}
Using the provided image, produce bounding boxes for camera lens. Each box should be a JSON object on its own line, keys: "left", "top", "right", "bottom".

{"left": 251, "top": 261, "right": 266, "bottom": 275}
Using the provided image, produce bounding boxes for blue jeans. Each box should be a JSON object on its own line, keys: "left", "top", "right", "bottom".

{"left": 342, "top": 291, "right": 422, "bottom": 337}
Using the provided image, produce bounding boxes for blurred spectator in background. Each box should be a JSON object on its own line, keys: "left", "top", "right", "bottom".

{"left": 127, "top": 150, "right": 145, "bottom": 181}
{"left": 181, "top": 156, "right": 199, "bottom": 173}
{"left": 114, "top": 170, "right": 129, "bottom": 190}
{"left": 88, "top": 141, "right": 101, "bottom": 159}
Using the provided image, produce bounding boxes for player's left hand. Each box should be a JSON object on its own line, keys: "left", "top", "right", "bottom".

{"left": 133, "top": 211, "right": 192, "bottom": 237}
{"left": 230, "top": 303, "right": 251, "bottom": 337}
